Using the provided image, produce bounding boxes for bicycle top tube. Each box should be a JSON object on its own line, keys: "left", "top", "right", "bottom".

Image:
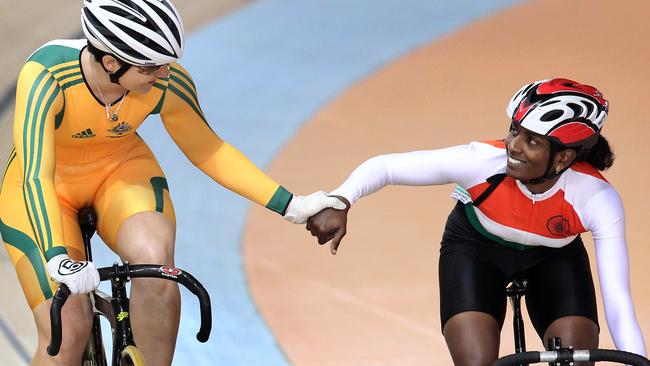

{"left": 47, "top": 263, "right": 211, "bottom": 356}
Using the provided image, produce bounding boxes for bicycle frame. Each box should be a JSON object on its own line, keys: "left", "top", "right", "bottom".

{"left": 80, "top": 208, "right": 126, "bottom": 366}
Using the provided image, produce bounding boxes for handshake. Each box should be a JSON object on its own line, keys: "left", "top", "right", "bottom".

{"left": 283, "top": 191, "right": 351, "bottom": 255}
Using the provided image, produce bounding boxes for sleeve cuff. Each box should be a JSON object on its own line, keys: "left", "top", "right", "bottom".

{"left": 266, "top": 186, "right": 293, "bottom": 215}
{"left": 44, "top": 246, "right": 68, "bottom": 262}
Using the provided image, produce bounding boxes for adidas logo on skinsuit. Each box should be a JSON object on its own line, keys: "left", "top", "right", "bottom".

{"left": 72, "top": 128, "right": 96, "bottom": 139}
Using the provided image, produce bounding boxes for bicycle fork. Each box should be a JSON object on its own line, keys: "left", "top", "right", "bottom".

{"left": 84, "top": 315, "right": 108, "bottom": 366}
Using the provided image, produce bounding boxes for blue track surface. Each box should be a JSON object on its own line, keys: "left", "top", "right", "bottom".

{"left": 91, "top": 0, "right": 522, "bottom": 364}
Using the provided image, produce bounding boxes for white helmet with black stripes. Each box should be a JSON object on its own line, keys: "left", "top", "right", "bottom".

{"left": 81, "top": 0, "right": 185, "bottom": 66}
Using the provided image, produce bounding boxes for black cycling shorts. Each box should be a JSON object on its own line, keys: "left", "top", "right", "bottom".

{"left": 439, "top": 202, "right": 599, "bottom": 339}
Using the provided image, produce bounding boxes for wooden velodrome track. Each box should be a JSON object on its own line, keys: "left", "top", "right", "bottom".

{"left": 1, "top": 0, "right": 648, "bottom": 365}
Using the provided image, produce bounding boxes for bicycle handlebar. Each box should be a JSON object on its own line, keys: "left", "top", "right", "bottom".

{"left": 493, "top": 349, "right": 650, "bottom": 366}
{"left": 47, "top": 263, "right": 212, "bottom": 356}
{"left": 47, "top": 284, "right": 71, "bottom": 356}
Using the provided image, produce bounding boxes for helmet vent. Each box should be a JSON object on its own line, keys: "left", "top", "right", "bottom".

{"left": 113, "top": 22, "right": 171, "bottom": 56}
{"left": 539, "top": 99, "right": 561, "bottom": 107}
{"left": 567, "top": 102, "right": 583, "bottom": 116}
{"left": 148, "top": 2, "right": 182, "bottom": 44}
{"left": 104, "top": 5, "right": 136, "bottom": 20}
{"left": 541, "top": 110, "right": 564, "bottom": 122}
{"left": 584, "top": 101, "right": 594, "bottom": 117}
{"left": 517, "top": 83, "right": 535, "bottom": 100}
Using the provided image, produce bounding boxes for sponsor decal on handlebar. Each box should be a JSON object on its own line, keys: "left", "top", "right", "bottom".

{"left": 160, "top": 266, "right": 182, "bottom": 279}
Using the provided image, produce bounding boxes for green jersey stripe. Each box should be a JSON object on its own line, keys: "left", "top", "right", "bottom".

{"left": 61, "top": 77, "right": 85, "bottom": 91}
{"left": 150, "top": 177, "right": 169, "bottom": 213}
{"left": 50, "top": 64, "right": 80, "bottom": 77}
{"left": 23, "top": 72, "right": 59, "bottom": 253}
{"left": 55, "top": 72, "right": 83, "bottom": 84}
{"left": 54, "top": 97, "right": 66, "bottom": 130}
{"left": 0, "top": 219, "right": 54, "bottom": 298}
{"left": 462, "top": 204, "right": 534, "bottom": 251}
{"left": 21, "top": 69, "right": 49, "bottom": 252}
{"left": 32, "top": 81, "right": 61, "bottom": 252}
{"left": 44, "top": 247, "right": 67, "bottom": 261}
{"left": 170, "top": 66, "right": 196, "bottom": 88}
{"left": 151, "top": 88, "right": 167, "bottom": 115}
{"left": 24, "top": 81, "right": 57, "bottom": 253}
{"left": 151, "top": 78, "right": 169, "bottom": 114}
{"left": 27, "top": 77, "right": 57, "bottom": 251}
{"left": 169, "top": 73, "right": 200, "bottom": 109}
{"left": 21, "top": 190, "right": 44, "bottom": 254}
{"left": 168, "top": 85, "right": 212, "bottom": 129}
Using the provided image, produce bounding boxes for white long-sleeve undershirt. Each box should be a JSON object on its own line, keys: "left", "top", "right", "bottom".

{"left": 330, "top": 143, "right": 646, "bottom": 356}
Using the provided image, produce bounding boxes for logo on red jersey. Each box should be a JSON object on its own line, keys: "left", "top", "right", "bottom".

{"left": 546, "top": 215, "right": 570, "bottom": 237}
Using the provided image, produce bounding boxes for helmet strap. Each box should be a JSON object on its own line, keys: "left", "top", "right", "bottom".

{"left": 108, "top": 64, "right": 132, "bottom": 85}
{"left": 96, "top": 54, "right": 132, "bottom": 86}
{"left": 521, "top": 142, "right": 561, "bottom": 185}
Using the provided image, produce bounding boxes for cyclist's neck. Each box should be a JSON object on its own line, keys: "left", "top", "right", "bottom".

{"left": 521, "top": 174, "right": 562, "bottom": 195}
{"left": 81, "top": 48, "right": 128, "bottom": 103}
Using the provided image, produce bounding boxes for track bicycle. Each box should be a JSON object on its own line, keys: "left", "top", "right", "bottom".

{"left": 47, "top": 207, "right": 212, "bottom": 366}
{"left": 492, "top": 276, "right": 649, "bottom": 366}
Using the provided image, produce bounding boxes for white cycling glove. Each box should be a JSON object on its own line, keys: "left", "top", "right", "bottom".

{"left": 283, "top": 191, "right": 347, "bottom": 224}
{"left": 46, "top": 254, "right": 100, "bottom": 295}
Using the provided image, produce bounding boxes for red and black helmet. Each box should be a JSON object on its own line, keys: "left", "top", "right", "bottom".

{"left": 506, "top": 78, "right": 608, "bottom": 149}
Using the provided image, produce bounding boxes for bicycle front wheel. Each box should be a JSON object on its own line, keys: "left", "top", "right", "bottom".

{"left": 119, "top": 345, "right": 146, "bottom": 366}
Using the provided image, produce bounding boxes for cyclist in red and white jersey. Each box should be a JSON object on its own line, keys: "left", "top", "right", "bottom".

{"left": 307, "top": 78, "right": 647, "bottom": 365}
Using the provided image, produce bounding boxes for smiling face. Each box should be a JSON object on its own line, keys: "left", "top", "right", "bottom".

{"left": 504, "top": 122, "right": 552, "bottom": 182}
{"left": 504, "top": 122, "right": 578, "bottom": 193}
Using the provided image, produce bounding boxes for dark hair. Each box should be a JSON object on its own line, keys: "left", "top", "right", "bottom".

{"left": 87, "top": 41, "right": 135, "bottom": 84}
{"left": 573, "top": 135, "right": 615, "bottom": 171}
{"left": 86, "top": 41, "right": 127, "bottom": 69}
{"left": 87, "top": 41, "right": 111, "bottom": 64}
